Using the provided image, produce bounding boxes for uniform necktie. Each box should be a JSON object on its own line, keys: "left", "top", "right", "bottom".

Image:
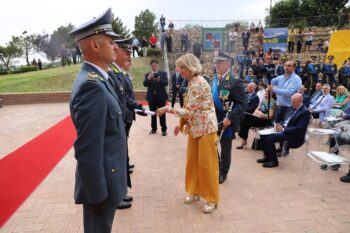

{"left": 314, "top": 95, "right": 325, "bottom": 108}
{"left": 108, "top": 77, "right": 116, "bottom": 89}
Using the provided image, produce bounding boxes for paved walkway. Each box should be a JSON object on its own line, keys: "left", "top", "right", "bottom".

{"left": 1, "top": 103, "right": 350, "bottom": 233}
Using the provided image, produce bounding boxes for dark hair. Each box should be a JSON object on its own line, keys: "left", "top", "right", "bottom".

{"left": 150, "top": 59, "right": 158, "bottom": 65}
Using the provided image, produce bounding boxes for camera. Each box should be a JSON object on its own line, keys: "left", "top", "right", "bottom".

{"left": 153, "top": 73, "right": 159, "bottom": 78}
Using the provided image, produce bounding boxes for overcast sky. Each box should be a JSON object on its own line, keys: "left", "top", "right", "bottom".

{"left": 0, "top": 0, "right": 275, "bottom": 45}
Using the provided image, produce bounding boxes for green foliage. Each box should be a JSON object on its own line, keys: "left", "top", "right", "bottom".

{"left": 12, "top": 31, "right": 35, "bottom": 66}
{"left": 0, "top": 71, "right": 9, "bottom": 75}
{"left": 112, "top": 16, "right": 130, "bottom": 38}
{"left": 20, "top": 65, "right": 38, "bottom": 73}
{"left": 0, "top": 40, "right": 22, "bottom": 70}
{"left": 133, "top": 9, "right": 158, "bottom": 39}
{"left": 147, "top": 48, "right": 162, "bottom": 57}
{"left": 268, "top": 0, "right": 348, "bottom": 27}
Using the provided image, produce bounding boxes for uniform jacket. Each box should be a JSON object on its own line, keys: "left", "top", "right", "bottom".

{"left": 70, "top": 63, "right": 127, "bottom": 205}
{"left": 143, "top": 70, "right": 168, "bottom": 102}
{"left": 213, "top": 71, "right": 247, "bottom": 132}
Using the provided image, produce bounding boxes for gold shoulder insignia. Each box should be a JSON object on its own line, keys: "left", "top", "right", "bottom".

{"left": 87, "top": 72, "right": 103, "bottom": 81}
{"left": 225, "top": 74, "right": 230, "bottom": 81}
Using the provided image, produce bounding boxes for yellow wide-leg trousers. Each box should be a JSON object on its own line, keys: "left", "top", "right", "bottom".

{"left": 185, "top": 132, "right": 219, "bottom": 203}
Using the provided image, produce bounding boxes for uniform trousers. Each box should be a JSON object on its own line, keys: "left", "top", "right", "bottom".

{"left": 185, "top": 133, "right": 219, "bottom": 203}
{"left": 83, "top": 201, "right": 117, "bottom": 233}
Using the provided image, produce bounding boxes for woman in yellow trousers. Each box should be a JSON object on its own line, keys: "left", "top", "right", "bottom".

{"left": 157, "top": 54, "right": 219, "bottom": 213}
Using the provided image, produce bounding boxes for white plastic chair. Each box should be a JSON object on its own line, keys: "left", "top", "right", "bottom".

{"left": 299, "top": 141, "right": 350, "bottom": 201}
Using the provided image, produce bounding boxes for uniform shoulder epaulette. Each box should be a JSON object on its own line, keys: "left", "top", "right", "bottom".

{"left": 86, "top": 72, "right": 103, "bottom": 81}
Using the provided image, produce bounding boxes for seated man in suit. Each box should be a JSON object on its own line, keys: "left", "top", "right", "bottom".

{"left": 309, "top": 84, "right": 335, "bottom": 126}
{"left": 246, "top": 82, "right": 260, "bottom": 114}
{"left": 257, "top": 93, "right": 311, "bottom": 167}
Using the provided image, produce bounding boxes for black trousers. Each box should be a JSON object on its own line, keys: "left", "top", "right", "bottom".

{"left": 125, "top": 122, "right": 132, "bottom": 188}
{"left": 238, "top": 114, "right": 271, "bottom": 140}
{"left": 148, "top": 99, "right": 167, "bottom": 132}
{"left": 83, "top": 201, "right": 117, "bottom": 233}
{"left": 219, "top": 136, "right": 233, "bottom": 176}
{"left": 171, "top": 88, "right": 184, "bottom": 108}
{"left": 288, "top": 42, "right": 294, "bottom": 53}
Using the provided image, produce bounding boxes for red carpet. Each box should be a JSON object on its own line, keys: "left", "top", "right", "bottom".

{"left": 0, "top": 116, "right": 76, "bottom": 227}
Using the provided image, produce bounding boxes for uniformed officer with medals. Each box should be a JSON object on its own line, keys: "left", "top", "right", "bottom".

{"left": 107, "top": 37, "right": 146, "bottom": 210}
{"left": 69, "top": 8, "right": 128, "bottom": 233}
{"left": 212, "top": 51, "right": 247, "bottom": 184}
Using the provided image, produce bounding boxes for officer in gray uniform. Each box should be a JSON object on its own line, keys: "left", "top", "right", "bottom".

{"left": 108, "top": 37, "right": 146, "bottom": 210}
{"left": 69, "top": 8, "right": 127, "bottom": 233}
{"left": 212, "top": 51, "right": 247, "bottom": 184}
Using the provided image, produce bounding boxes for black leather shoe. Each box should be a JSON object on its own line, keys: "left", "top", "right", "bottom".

{"left": 219, "top": 174, "right": 227, "bottom": 184}
{"left": 257, "top": 157, "right": 268, "bottom": 163}
{"left": 340, "top": 172, "right": 350, "bottom": 183}
{"left": 117, "top": 200, "right": 132, "bottom": 209}
{"left": 129, "top": 164, "right": 135, "bottom": 169}
{"left": 162, "top": 131, "right": 167, "bottom": 136}
{"left": 123, "top": 195, "right": 133, "bottom": 202}
{"left": 320, "top": 164, "right": 341, "bottom": 170}
{"left": 128, "top": 169, "right": 133, "bottom": 174}
{"left": 262, "top": 161, "right": 279, "bottom": 168}
{"left": 149, "top": 129, "right": 157, "bottom": 135}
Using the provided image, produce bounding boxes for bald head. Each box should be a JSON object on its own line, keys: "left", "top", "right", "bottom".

{"left": 291, "top": 93, "right": 303, "bottom": 109}
{"left": 247, "top": 82, "right": 256, "bottom": 93}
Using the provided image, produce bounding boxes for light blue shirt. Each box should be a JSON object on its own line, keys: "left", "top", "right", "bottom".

{"left": 271, "top": 72, "right": 302, "bottom": 107}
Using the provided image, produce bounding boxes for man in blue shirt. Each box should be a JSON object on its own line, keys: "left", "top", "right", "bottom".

{"left": 267, "top": 60, "right": 302, "bottom": 123}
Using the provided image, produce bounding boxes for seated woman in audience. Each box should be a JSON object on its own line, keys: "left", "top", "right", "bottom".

{"left": 334, "top": 85, "right": 348, "bottom": 110}
{"left": 237, "top": 91, "right": 276, "bottom": 149}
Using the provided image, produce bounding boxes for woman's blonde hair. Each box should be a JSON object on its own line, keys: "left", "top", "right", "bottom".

{"left": 175, "top": 54, "right": 203, "bottom": 77}
{"left": 337, "top": 85, "right": 348, "bottom": 96}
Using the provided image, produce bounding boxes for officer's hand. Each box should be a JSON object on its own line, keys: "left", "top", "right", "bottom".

{"left": 156, "top": 106, "right": 169, "bottom": 116}
{"left": 148, "top": 72, "right": 154, "bottom": 80}
{"left": 223, "top": 117, "right": 232, "bottom": 128}
{"left": 91, "top": 198, "right": 108, "bottom": 216}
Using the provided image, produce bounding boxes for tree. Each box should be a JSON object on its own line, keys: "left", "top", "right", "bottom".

{"left": 112, "top": 15, "right": 130, "bottom": 38}
{"left": 267, "top": 0, "right": 348, "bottom": 27}
{"left": 133, "top": 9, "right": 158, "bottom": 39}
{"left": 12, "top": 31, "right": 35, "bottom": 66}
{"left": 0, "top": 41, "right": 22, "bottom": 70}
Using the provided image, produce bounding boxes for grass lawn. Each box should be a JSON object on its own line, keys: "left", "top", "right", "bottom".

{"left": 0, "top": 57, "right": 164, "bottom": 93}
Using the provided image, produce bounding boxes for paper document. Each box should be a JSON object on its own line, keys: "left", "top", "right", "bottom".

{"left": 308, "top": 128, "right": 335, "bottom": 135}
{"left": 258, "top": 128, "right": 277, "bottom": 135}
{"left": 134, "top": 109, "right": 155, "bottom": 116}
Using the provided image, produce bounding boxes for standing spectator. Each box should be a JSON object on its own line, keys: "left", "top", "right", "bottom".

{"left": 324, "top": 39, "right": 330, "bottom": 53}
{"left": 249, "top": 22, "right": 256, "bottom": 32}
{"left": 267, "top": 60, "right": 302, "bottom": 123}
{"left": 181, "top": 31, "right": 189, "bottom": 52}
{"left": 257, "top": 46, "right": 264, "bottom": 59}
{"left": 257, "top": 20, "right": 263, "bottom": 31}
{"left": 317, "top": 38, "right": 324, "bottom": 52}
{"left": 265, "top": 47, "right": 272, "bottom": 62}
{"left": 171, "top": 67, "right": 184, "bottom": 108}
{"left": 141, "top": 36, "right": 149, "bottom": 57}
{"left": 37, "top": 59, "right": 42, "bottom": 70}
{"left": 75, "top": 44, "right": 82, "bottom": 63}
{"left": 143, "top": 59, "right": 168, "bottom": 136}
{"left": 228, "top": 29, "right": 238, "bottom": 52}
{"left": 131, "top": 37, "right": 140, "bottom": 58}
{"left": 322, "top": 55, "right": 337, "bottom": 88}
{"left": 296, "top": 29, "right": 303, "bottom": 54}
{"left": 287, "top": 27, "right": 295, "bottom": 53}
{"left": 31, "top": 58, "right": 37, "bottom": 66}
{"left": 165, "top": 32, "right": 173, "bottom": 53}
{"left": 149, "top": 33, "right": 158, "bottom": 48}
{"left": 160, "top": 31, "right": 167, "bottom": 52}
{"left": 168, "top": 21, "right": 175, "bottom": 33}
{"left": 242, "top": 30, "right": 250, "bottom": 51}
{"left": 192, "top": 38, "right": 202, "bottom": 61}
{"left": 160, "top": 14, "right": 166, "bottom": 32}
{"left": 304, "top": 28, "right": 313, "bottom": 53}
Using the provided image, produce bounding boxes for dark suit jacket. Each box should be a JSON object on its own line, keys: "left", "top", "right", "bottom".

{"left": 246, "top": 92, "right": 259, "bottom": 114}
{"left": 171, "top": 72, "right": 184, "bottom": 91}
{"left": 280, "top": 105, "right": 311, "bottom": 147}
{"left": 215, "top": 72, "right": 248, "bottom": 132}
{"left": 70, "top": 63, "right": 128, "bottom": 205}
{"left": 143, "top": 70, "right": 168, "bottom": 102}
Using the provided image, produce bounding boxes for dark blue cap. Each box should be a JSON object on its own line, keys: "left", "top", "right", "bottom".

{"left": 69, "top": 8, "right": 119, "bottom": 41}
{"left": 114, "top": 37, "right": 134, "bottom": 53}
{"left": 213, "top": 51, "right": 234, "bottom": 64}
